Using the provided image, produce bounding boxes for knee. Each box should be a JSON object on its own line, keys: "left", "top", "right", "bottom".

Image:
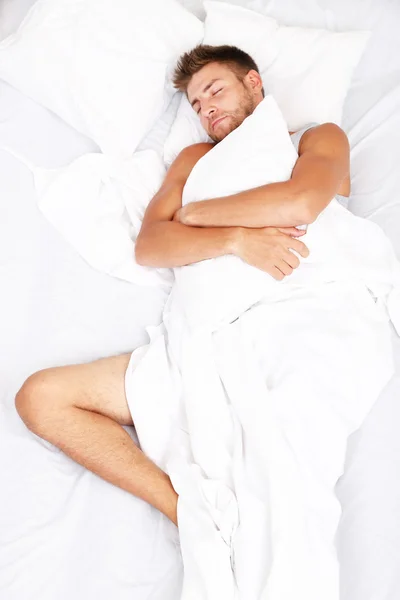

{"left": 15, "top": 369, "right": 62, "bottom": 435}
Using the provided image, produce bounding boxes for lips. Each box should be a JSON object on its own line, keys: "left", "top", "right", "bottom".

{"left": 211, "top": 116, "right": 227, "bottom": 130}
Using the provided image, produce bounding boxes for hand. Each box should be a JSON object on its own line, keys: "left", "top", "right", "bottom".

{"left": 172, "top": 208, "right": 183, "bottom": 223}
{"left": 275, "top": 226, "right": 307, "bottom": 238}
{"left": 233, "top": 226, "right": 310, "bottom": 281}
{"left": 173, "top": 204, "right": 194, "bottom": 225}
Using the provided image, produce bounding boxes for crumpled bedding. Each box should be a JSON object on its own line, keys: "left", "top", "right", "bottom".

{"left": 0, "top": 144, "right": 173, "bottom": 289}
{"left": 124, "top": 97, "right": 400, "bottom": 599}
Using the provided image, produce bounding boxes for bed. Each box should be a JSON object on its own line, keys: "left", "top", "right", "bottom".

{"left": 0, "top": 0, "right": 399, "bottom": 599}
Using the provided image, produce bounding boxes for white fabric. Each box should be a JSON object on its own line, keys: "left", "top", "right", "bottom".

{"left": 0, "top": 146, "right": 173, "bottom": 288}
{"left": 164, "top": 1, "right": 370, "bottom": 164}
{"left": 125, "top": 96, "right": 400, "bottom": 599}
{"left": 0, "top": 78, "right": 180, "bottom": 288}
{"left": 33, "top": 151, "right": 172, "bottom": 288}
{"left": 0, "top": 0, "right": 38, "bottom": 40}
{"left": 0, "top": 0, "right": 203, "bottom": 157}
{"left": 178, "top": 0, "right": 206, "bottom": 19}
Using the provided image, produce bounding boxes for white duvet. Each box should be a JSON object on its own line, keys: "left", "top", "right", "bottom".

{"left": 124, "top": 97, "right": 400, "bottom": 600}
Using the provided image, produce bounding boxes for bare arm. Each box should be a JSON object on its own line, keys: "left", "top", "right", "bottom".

{"left": 176, "top": 123, "right": 350, "bottom": 229}
{"left": 177, "top": 179, "right": 304, "bottom": 228}
{"left": 135, "top": 143, "right": 240, "bottom": 268}
{"left": 135, "top": 144, "right": 310, "bottom": 279}
{"left": 136, "top": 221, "right": 238, "bottom": 268}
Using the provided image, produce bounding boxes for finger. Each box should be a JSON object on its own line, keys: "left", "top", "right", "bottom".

{"left": 276, "top": 259, "right": 294, "bottom": 276}
{"left": 270, "top": 265, "right": 285, "bottom": 281}
{"left": 287, "top": 238, "right": 310, "bottom": 258}
{"left": 283, "top": 250, "right": 300, "bottom": 269}
{"left": 277, "top": 227, "right": 305, "bottom": 237}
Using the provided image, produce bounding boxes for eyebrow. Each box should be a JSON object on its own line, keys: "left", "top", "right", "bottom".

{"left": 189, "top": 78, "right": 222, "bottom": 108}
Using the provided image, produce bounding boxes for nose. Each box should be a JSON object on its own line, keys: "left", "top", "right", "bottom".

{"left": 200, "top": 99, "right": 216, "bottom": 120}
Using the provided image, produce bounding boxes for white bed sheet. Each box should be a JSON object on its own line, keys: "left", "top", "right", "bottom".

{"left": 1, "top": 0, "right": 400, "bottom": 599}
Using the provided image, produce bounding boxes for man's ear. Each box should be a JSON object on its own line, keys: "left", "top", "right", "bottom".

{"left": 245, "top": 69, "right": 263, "bottom": 95}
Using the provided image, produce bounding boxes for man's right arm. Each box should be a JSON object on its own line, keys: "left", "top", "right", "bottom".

{"left": 135, "top": 143, "right": 240, "bottom": 268}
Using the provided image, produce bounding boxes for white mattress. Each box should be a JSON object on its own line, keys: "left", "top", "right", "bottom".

{"left": 1, "top": 1, "right": 400, "bottom": 599}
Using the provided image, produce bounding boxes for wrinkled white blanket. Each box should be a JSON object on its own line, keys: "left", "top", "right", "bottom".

{"left": 125, "top": 98, "right": 400, "bottom": 599}
{"left": 0, "top": 144, "right": 173, "bottom": 289}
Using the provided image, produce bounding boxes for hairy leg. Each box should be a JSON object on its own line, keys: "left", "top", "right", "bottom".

{"left": 15, "top": 353, "right": 178, "bottom": 525}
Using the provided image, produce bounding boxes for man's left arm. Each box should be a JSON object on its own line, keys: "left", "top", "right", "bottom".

{"left": 176, "top": 123, "right": 350, "bottom": 228}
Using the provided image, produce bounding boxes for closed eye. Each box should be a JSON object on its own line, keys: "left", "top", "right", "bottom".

{"left": 195, "top": 89, "right": 223, "bottom": 114}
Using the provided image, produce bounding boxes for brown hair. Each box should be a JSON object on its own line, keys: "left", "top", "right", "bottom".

{"left": 172, "top": 44, "right": 265, "bottom": 97}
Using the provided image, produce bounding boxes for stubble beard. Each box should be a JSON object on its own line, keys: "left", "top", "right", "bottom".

{"left": 209, "top": 86, "right": 257, "bottom": 143}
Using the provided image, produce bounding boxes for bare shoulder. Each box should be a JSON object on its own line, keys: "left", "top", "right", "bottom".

{"left": 169, "top": 142, "right": 215, "bottom": 181}
{"left": 180, "top": 141, "right": 215, "bottom": 157}
{"left": 138, "top": 143, "right": 215, "bottom": 229}
{"left": 298, "top": 123, "right": 350, "bottom": 156}
{"left": 298, "top": 123, "right": 351, "bottom": 196}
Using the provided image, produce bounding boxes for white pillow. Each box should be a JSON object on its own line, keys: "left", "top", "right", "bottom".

{"left": 0, "top": 0, "right": 203, "bottom": 158}
{"left": 171, "top": 95, "right": 299, "bottom": 331}
{"left": 163, "top": 1, "right": 370, "bottom": 165}
{"left": 0, "top": 0, "right": 37, "bottom": 40}
{"left": 177, "top": 0, "right": 206, "bottom": 20}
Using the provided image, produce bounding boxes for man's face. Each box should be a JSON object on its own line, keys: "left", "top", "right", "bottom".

{"left": 187, "top": 62, "right": 263, "bottom": 143}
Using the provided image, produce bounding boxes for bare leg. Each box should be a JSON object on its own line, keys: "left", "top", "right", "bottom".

{"left": 15, "top": 353, "right": 178, "bottom": 525}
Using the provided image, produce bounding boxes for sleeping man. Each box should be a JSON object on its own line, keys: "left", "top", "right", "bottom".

{"left": 15, "top": 45, "right": 400, "bottom": 599}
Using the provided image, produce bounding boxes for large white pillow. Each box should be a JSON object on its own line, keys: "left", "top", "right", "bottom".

{"left": 170, "top": 95, "right": 299, "bottom": 331}
{"left": 0, "top": 0, "right": 203, "bottom": 158}
{"left": 163, "top": 1, "right": 370, "bottom": 165}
